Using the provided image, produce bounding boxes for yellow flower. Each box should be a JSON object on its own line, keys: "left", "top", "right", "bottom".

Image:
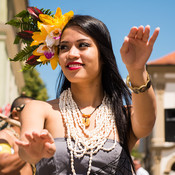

{"left": 30, "top": 24, "right": 48, "bottom": 46}
{"left": 31, "top": 7, "right": 74, "bottom": 70}
{"left": 39, "top": 7, "right": 74, "bottom": 29}
{"left": 33, "top": 45, "right": 59, "bottom": 70}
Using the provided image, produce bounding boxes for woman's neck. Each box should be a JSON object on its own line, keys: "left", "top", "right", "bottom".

{"left": 70, "top": 83, "right": 104, "bottom": 109}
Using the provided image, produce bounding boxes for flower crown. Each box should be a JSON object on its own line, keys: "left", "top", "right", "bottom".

{"left": 7, "top": 7, "right": 74, "bottom": 70}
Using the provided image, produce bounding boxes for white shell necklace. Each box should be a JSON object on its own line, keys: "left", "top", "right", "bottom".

{"left": 59, "top": 88, "right": 117, "bottom": 175}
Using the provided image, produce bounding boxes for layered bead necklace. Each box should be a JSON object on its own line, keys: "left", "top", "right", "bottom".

{"left": 59, "top": 88, "right": 117, "bottom": 175}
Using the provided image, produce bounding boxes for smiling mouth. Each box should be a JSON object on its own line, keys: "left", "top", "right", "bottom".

{"left": 66, "top": 63, "right": 85, "bottom": 70}
{"left": 67, "top": 64, "right": 82, "bottom": 68}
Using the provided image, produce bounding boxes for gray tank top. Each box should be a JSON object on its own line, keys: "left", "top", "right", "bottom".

{"left": 36, "top": 138, "right": 132, "bottom": 175}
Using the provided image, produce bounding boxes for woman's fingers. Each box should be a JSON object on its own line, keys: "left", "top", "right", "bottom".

{"left": 40, "top": 129, "right": 54, "bottom": 143}
{"left": 128, "top": 26, "right": 145, "bottom": 40}
{"left": 149, "top": 27, "right": 160, "bottom": 46}
{"left": 128, "top": 25, "right": 158, "bottom": 44}
{"left": 15, "top": 130, "right": 56, "bottom": 160}
{"left": 40, "top": 143, "right": 56, "bottom": 158}
{"left": 142, "top": 25, "right": 150, "bottom": 42}
{"left": 40, "top": 129, "right": 49, "bottom": 137}
{"left": 135, "top": 25, "right": 144, "bottom": 40}
{"left": 45, "top": 142, "right": 56, "bottom": 154}
{"left": 31, "top": 131, "right": 42, "bottom": 143}
{"left": 17, "top": 130, "right": 51, "bottom": 146}
{"left": 120, "top": 36, "right": 129, "bottom": 54}
{"left": 15, "top": 139, "right": 29, "bottom": 147}
{"left": 126, "top": 25, "right": 159, "bottom": 47}
{"left": 25, "top": 133, "right": 35, "bottom": 142}
{"left": 128, "top": 26, "right": 138, "bottom": 38}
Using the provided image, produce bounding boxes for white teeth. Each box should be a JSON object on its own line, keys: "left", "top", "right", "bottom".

{"left": 68, "top": 64, "right": 81, "bottom": 67}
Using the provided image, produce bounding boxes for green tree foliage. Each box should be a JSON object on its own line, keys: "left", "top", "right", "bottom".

{"left": 22, "top": 68, "right": 49, "bottom": 101}
{"left": 131, "top": 147, "right": 142, "bottom": 160}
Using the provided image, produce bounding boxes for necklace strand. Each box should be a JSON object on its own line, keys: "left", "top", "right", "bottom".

{"left": 78, "top": 104, "right": 101, "bottom": 127}
{"left": 59, "top": 88, "right": 117, "bottom": 175}
{"left": 7, "top": 127, "right": 20, "bottom": 139}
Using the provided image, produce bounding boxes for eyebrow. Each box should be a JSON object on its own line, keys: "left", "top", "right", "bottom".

{"left": 77, "top": 39, "right": 91, "bottom": 42}
{"left": 60, "top": 39, "right": 91, "bottom": 44}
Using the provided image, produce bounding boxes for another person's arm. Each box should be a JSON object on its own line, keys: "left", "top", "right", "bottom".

{"left": 0, "top": 133, "right": 26, "bottom": 174}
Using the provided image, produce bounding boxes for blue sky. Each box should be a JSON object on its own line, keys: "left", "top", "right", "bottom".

{"left": 29, "top": 0, "right": 175, "bottom": 100}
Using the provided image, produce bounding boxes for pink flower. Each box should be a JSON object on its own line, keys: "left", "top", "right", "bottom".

{"left": 27, "top": 7, "right": 43, "bottom": 21}
{"left": 44, "top": 51, "right": 55, "bottom": 59}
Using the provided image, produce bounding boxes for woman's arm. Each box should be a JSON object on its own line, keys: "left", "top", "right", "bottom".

{"left": 120, "top": 25, "right": 160, "bottom": 139}
{"left": 16, "top": 100, "right": 56, "bottom": 164}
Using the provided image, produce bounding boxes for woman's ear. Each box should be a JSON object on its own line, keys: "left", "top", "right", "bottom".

{"left": 11, "top": 110, "right": 20, "bottom": 121}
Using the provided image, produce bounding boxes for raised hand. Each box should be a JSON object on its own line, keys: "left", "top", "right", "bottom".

{"left": 120, "top": 25, "right": 160, "bottom": 71}
{"left": 16, "top": 129, "right": 56, "bottom": 163}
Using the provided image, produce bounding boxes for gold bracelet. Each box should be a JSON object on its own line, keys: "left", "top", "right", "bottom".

{"left": 126, "top": 72, "right": 151, "bottom": 94}
{"left": 31, "top": 164, "right": 36, "bottom": 175}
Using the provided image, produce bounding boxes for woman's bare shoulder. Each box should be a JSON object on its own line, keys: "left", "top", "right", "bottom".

{"left": 24, "top": 98, "right": 60, "bottom": 110}
{"left": 46, "top": 99, "right": 61, "bottom": 119}
{"left": 47, "top": 98, "right": 60, "bottom": 110}
{"left": 20, "top": 98, "right": 61, "bottom": 132}
{"left": 21, "top": 99, "right": 60, "bottom": 121}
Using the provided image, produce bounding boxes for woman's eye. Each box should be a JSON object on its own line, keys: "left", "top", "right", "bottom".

{"left": 79, "top": 43, "right": 90, "bottom": 48}
{"left": 59, "top": 45, "right": 68, "bottom": 51}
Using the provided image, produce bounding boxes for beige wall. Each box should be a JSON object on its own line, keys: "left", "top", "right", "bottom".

{"left": 147, "top": 65, "right": 175, "bottom": 175}
{"left": 0, "top": 0, "right": 27, "bottom": 107}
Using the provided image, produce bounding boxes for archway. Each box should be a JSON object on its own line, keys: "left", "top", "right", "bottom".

{"left": 164, "top": 157, "right": 175, "bottom": 174}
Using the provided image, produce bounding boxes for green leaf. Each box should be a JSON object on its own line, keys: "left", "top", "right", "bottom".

{"left": 22, "top": 16, "right": 30, "bottom": 23}
{"left": 41, "top": 8, "right": 54, "bottom": 16}
{"left": 6, "top": 19, "right": 21, "bottom": 28}
{"left": 6, "top": 9, "right": 39, "bottom": 31}
{"left": 21, "top": 39, "right": 33, "bottom": 46}
{"left": 11, "top": 45, "right": 39, "bottom": 62}
{"left": 22, "top": 64, "right": 36, "bottom": 71}
{"left": 15, "top": 10, "right": 28, "bottom": 17}
{"left": 14, "top": 35, "right": 21, "bottom": 44}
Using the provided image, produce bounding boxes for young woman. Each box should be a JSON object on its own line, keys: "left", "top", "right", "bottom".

{"left": 16, "top": 14, "right": 159, "bottom": 175}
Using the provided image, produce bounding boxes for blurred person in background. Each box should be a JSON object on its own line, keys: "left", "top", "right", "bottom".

{"left": 134, "top": 158, "right": 149, "bottom": 175}
{"left": 0, "top": 95, "right": 34, "bottom": 175}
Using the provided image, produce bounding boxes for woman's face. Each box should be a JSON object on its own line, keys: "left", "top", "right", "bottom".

{"left": 59, "top": 26, "right": 102, "bottom": 84}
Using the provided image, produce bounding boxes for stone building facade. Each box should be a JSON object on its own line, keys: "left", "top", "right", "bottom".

{"left": 146, "top": 52, "right": 175, "bottom": 175}
{"left": 0, "top": 0, "right": 28, "bottom": 107}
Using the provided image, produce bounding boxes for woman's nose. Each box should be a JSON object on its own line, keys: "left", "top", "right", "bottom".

{"left": 67, "top": 46, "right": 80, "bottom": 59}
